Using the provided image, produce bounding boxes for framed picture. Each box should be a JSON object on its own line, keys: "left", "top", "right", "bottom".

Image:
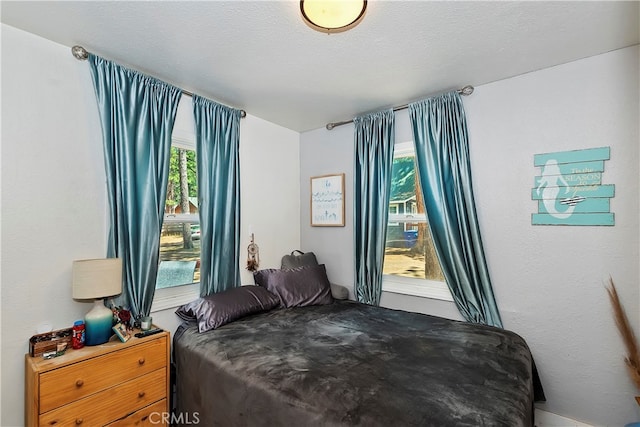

{"left": 112, "top": 323, "right": 131, "bottom": 343}
{"left": 311, "top": 173, "right": 345, "bottom": 227}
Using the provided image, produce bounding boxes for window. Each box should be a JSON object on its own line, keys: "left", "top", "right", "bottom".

{"left": 382, "top": 141, "right": 452, "bottom": 301}
{"left": 158, "top": 141, "right": 199, "bottom": 289}
{"left": 151, "top": 134, "right": 201, "bottom": 312}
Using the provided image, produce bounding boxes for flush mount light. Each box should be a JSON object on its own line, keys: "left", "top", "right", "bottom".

{"left": 300, "top": 0, "right": 367, "bottom": 34}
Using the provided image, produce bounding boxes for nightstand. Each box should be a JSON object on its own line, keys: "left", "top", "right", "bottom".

{"left": 25, "top": 329, "right": 170, "bottom": 426}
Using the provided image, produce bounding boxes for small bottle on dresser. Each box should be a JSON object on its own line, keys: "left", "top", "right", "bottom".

{"left": 72, "top": 320, "right": 85, "bottom": 349}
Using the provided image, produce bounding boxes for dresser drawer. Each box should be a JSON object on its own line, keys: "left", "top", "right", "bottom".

{"left": 39, "top": 336, "right": 167, "bottom": 413}
{"left": 39, "top": 368, "right": 166, "bottom": 427}
{"left": 106, "top": 399, "right": 168, "bottom": 426}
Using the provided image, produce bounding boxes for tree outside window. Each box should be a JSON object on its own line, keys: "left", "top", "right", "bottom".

{"left": 384, "top": 145, "right": 445, "bottom": 283}
{"left": 158, "top": 146, "right": 200, "bottom": 288}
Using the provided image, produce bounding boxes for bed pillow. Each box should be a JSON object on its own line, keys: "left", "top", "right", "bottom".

{"left": 253, "top": 264, "right": 334, "bottom": 308}
{"left": 175, "top": 285, "right": 280, "bottom": 333}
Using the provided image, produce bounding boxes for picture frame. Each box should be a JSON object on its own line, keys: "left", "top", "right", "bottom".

{"left": 310, "top": 173, "right": 345, "bottom": 227}
{"left": 112, "top": 322, "right": 131, "bottom": 343}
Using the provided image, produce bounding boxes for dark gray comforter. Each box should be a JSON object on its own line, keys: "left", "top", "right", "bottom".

{"left": 174, "top": 301, "right": 538, "bottom": 426}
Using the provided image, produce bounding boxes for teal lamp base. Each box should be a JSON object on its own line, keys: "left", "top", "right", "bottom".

{"left": 84, "top": 299, "right": 113, "bottom": 345}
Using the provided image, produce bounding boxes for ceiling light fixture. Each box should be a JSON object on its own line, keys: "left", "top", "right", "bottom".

{"left": 300, "top": 0, "right": 367, "bottom": 34}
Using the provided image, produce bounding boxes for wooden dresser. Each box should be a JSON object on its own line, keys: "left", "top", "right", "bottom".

{"left": 25, "top": 329, "right": 170, "bottom": 426}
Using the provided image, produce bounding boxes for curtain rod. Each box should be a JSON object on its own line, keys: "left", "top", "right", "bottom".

{"left": 325, "top": 85, "right": 474, "bottom": 130}
{"left": 71, "top": 45, "right": 247, "bottom": 118}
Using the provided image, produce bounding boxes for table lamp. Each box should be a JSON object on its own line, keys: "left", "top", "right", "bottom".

{"left": 72, "top": 258, "right": 123, "bottom": 345}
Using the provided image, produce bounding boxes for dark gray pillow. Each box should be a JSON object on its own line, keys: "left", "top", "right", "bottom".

{"left": 253, "top": 264, "right": 334, "bottom": 308}
{"left": 281, "top": 250, "right": 318, "bottom": 269}
{"left": 175, "top": 285, "right": 279, "bottom": 332}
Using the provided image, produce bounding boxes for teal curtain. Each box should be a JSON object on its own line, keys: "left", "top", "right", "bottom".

{"left": 192, "top": 95, "right": 242, "bottom": 296}
{"left": 88, "top": 54, "right": 181, "bottom": 317}
{"left": 354, "top": 110, "right": 395, "bottom": 306}
{"left": 408, "top": 92, "right": 502, "bottom": 327}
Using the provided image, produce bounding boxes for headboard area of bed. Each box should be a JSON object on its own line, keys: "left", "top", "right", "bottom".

{"left": 173, "top": 268, "right": 542, "bottom": 427}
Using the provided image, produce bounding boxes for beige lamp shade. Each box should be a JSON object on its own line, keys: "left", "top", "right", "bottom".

{"left": 300, "top": 0, "right": 367, "bottom": 34}
{"left": 72, "top": 258, "right": 123, "bottom": 300}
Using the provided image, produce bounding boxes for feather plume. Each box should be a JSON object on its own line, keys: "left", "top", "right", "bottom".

{"left": 606, "top": 277, "right": 640, "bottom": 391}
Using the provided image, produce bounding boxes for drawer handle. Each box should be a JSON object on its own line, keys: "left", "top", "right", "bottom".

{"left": 75, "top": 379, "right": 84, "bottom": 387}
{"left": 138, "top": 391, "right": 146, "bottom": 398}
{"left": 75, "top": 418, "right": 83, "bottom": 425}
{"left": 138, "top": 358, "right": 145, "bottom": 365}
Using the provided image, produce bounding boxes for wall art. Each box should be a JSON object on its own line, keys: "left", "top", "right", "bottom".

{"left": 311, "top": 173, "right": 345, "bottom": 226}
{"left": 532, "top": 146, "right": 614, "bottom": 226}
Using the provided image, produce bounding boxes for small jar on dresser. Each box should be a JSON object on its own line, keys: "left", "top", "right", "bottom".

{"left": 25, "top": 329, "right": 170, "bottom": 426}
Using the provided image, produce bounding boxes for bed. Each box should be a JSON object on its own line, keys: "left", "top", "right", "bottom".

{"left": 173, "top": 296, "right": 543, "bottom": 426}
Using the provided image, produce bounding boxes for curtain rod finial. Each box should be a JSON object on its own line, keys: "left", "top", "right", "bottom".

{"left": 72, "top": 45, "right": 88, "bottom": 60}
{"left": 459, "top": 85, "right": 474, "bottom": 96}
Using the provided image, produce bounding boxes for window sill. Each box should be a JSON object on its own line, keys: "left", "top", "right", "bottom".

{"left": 150, "top": 283, "right": 199, "bottom": 313}
{"left": 382, "top": 275, "right": 453, "bottom": 302}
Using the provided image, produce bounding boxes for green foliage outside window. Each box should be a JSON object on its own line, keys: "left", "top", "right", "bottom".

{"left": 166, "top": 147, "right": 197, "bottom": 212}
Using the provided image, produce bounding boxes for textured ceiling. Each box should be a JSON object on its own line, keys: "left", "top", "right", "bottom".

{"left": 2, "top": 1, "right": 638, "bottom": 132}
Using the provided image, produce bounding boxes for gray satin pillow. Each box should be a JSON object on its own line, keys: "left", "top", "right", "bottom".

{"left": 175, "top": 285, "right": 280, "bottom": 332}
{"left": 253, "top": 264, "right": 334, "bottom": 308}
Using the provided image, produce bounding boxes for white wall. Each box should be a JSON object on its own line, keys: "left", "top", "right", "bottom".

{"left": 300, "top": 46, "right": 640, "bottom": 426}
{"left": 0, "top": 24, "right": 300, "bottom": 426}
{"left": 1, "top": 23, "right": 106, "bottom": 427}
{"left": 468, "top": 45, "right": 639, "bottom": 425}
{"left": 299, "top": 123, "right": 354, "bottom": 289}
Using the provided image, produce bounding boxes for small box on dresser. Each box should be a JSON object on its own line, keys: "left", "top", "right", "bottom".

{"left": 25, "top": 329, "right": 170, "bottom": 426}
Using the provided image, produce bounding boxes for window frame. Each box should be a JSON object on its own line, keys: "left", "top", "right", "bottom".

{"left": 151, "top": 134, "right": 200, "bottom": 312}
{"left": 382, "top": 141, "right": 453, "bottom": 302}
